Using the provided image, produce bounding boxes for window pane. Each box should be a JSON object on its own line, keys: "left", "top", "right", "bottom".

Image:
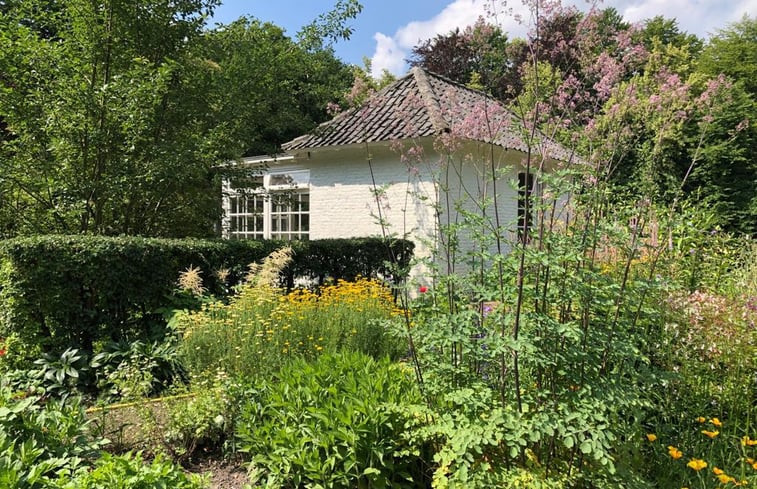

{"left": 301, "top": 214, "right": 309, "bottom": 231}
{"left": 269, "top": 174, "right": 294, "bottom": 186}
{"left": 300, "top": 193, "right": 309, "bottom": 212}
{"left": 274, "top": 196, "right": 285, "bottom": 213}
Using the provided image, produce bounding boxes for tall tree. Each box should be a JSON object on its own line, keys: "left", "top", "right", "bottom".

{"left": 697, "top": 15, "right": 757, "bottom": 96}
{"left": 0, "top": 0, "right": 222, "bottom": 236}
{"left": 0, "top": 0, "right": 355, "bottom": 237}
{"left": 408, "top": 19, "right": 516, "bottom": 99}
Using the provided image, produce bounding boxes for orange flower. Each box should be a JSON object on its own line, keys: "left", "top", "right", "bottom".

{"left": 702, "top": 430, "right": 719, "bottom": 438}
{"left": 710, "top": 417, "right": 722, "bottom": 427}
{"left": 687, "top": 459, "right": 707, "bottom": 471}
{"left": 713, "top": 467, "right": 724, "bottom": 475}
{"left": 668, "top": 446, "right": 683, "bottom": 459}
{"left": 742, "top": 436, "right": 757, "bottom": 446}
{"left": 696, "top": 416, "right": 706, "bottom": 423}
{"left": 646, "top": 433, "right": 657, "bottom": 442}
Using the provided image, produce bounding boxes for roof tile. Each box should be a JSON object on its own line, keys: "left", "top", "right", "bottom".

{"left": 282, "top": 67, "right": 578, "bottom": 163}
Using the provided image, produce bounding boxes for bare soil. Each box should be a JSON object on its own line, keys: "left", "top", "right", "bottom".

{"left": 88, "top": 398, "right": 251, "bottom": 488}
{"left": 187, "top": 454, "right": 249, "bottom": 489}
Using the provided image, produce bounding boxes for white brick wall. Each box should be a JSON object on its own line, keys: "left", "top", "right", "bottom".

{"left": 224, "top": 139, "right": 567, "bottom": 282}
{"left": 304, "top": 144, "right": 439, "bottom": 275}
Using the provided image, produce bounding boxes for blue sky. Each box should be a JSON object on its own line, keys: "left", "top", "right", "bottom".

{"left": 212, "top": 1, "right": 756, "bottom": 76}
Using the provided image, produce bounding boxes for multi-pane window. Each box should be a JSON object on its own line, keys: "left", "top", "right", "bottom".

{"left": 229, "top": 192, "right": 265, "bottom": 239}
{"left": 225, "top": 170, "right": 310, "bottom": 241}
{"left": 270, "top": 192, "right": 310, "bottom": 240}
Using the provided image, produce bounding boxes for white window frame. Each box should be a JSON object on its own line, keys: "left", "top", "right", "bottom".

{"left": 223, "top": 165, "right": 310, "bottom": 241}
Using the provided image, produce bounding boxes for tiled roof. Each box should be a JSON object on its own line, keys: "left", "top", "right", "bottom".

{"left": 282, "top": 67, "right": 578, "bottom": 163}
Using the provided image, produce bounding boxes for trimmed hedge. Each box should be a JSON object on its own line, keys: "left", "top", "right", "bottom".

{"left": 0, "top": 235, "right": 412, "bottom": 353}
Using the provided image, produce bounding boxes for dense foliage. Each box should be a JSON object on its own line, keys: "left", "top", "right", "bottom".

{"left": 237, "top": 352, "right": 424, "bottom": 488}
{"left": 0, "top": 235, "right": 412, "bottom": 356}
{"left": 410, "top": 10, "right": 757, "bottom": 236}
{"left": 0, "top": 0, "right": 355, "bottom": 237}
{"left": 0, "top": 0, "right": 754, "bottom": 487}
{"left": 178, "top": 275, "right": 406, "bottom": 378}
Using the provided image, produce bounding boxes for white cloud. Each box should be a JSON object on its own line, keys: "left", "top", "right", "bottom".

{"left": 371, "top": 32, "right": 406, "bottom": 76}
{"left": 371, "top": 0, "right": 514, "bottom": 77}
{"left": 370, "top": 0, "right": 756, "bottom": 78}
{"left": 615, "top": 0, "right": 750, "bottom": 37}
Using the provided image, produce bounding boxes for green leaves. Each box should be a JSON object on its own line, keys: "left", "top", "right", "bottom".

{"left": 0, "top": 0, "right": 354, "bottom": 237}
{"left": 236, "top": 353, "right": 423, "bottom": 488}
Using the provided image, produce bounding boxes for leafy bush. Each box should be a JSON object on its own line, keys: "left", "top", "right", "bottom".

{"left": 236, "top": 352, "right": 425, "bottom": 488}
{"left": 92, "top": 339, "right": 187, "bottom": 401}
{"left": 178, "top": 277, "right": 406, "bottom": 378}
{"left": 162, "top": 371, "right": 240, "bottom": 461}
{"left": 0, "top": 235, "right": 412, "bottom": 357}
{"left": 31, "top": 348, "right": 96, "bottom": 402}
{"left": 0, "top": 387, "right": 102, "bottom": 488}
{"left": 54, "top": 452, "right": 207, "bottom": 489}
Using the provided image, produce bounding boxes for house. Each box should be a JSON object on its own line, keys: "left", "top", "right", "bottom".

{"left": 222, "top": 67, "right": 579, "bottom": 278}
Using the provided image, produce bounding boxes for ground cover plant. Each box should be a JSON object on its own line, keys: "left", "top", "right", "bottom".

{"left": 237, "top": 352, "right": 425, "bottom": 488}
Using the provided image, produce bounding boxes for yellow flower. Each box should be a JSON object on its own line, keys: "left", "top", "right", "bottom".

{"left": 710, "top": 417, "right": 722, "bottom": 427}
{"left": 687, "top": 459, "right": 707, "bottom": 471}
{"left": 696, "top": 416, "right": 706, "bottom": 423}
{"left": 713, "top": 467, "right": 725, "bottom": 475}
{"left": 742, "top": 436, "right": 757, "bottom": 446}
{"left": 646, "top": 433, "right": 657, "bottom": 442}
{"left": 667, "top": 446, "right": 683, "bottom": 459}
{"left": 702, "top": 430, "right": 719, "bottom": 438}
{"left": 717, "top": 473, "right": 735, "bottom": 484}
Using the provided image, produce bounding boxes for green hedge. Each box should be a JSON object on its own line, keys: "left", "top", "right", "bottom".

{"left": 0, "top": 235, "right": 412, "bottom": 353}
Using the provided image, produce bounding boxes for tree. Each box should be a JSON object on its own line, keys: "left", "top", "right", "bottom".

{"left": 698, "top": 15, "right": 757, "bottom": 96}
{"left": 0, "top": 0, "right": 223, "bottom": 236}
{"left": 641, "top": 16, "right": 703, "bottom": 55}
{"left": 197, "top": 17, "right": 353, "bottom": 158}
{"left": 0, "top": 0, "right": 355, "bottom": 237}
{"left": 408, "top": 19, "right": 515, "bottom": 99}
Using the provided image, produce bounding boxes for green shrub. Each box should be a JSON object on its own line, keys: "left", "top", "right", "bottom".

{"left": 0, "top": 387, "right": 102, "bottom": 488}
{"left": 92, "top": 339, "right": 187, "bottom": 401}
{"left": 0, "top": 235, "right": 412, "bottom": 357}
{"left": 236, "top": 352, "right": 425, "bottom": 488}
{"left": 54, "top": 452, "right": 207, "bottom": 489}
{"left": 162, "top": 372, "right": 240, "bottom": 461}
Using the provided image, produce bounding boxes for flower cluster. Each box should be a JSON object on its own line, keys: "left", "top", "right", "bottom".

{"left": 646, "top": 417, "right": 755, "bottom": 487}
{"left": 178, "top": 276, "right": 403, "bottom": 377}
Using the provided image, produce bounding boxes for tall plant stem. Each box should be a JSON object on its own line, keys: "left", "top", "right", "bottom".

{"left": 364, "top": 142, "right": 428, "bottom": 406}
{"left": 600, "top": 205, "right": 647, "bottom": 375}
